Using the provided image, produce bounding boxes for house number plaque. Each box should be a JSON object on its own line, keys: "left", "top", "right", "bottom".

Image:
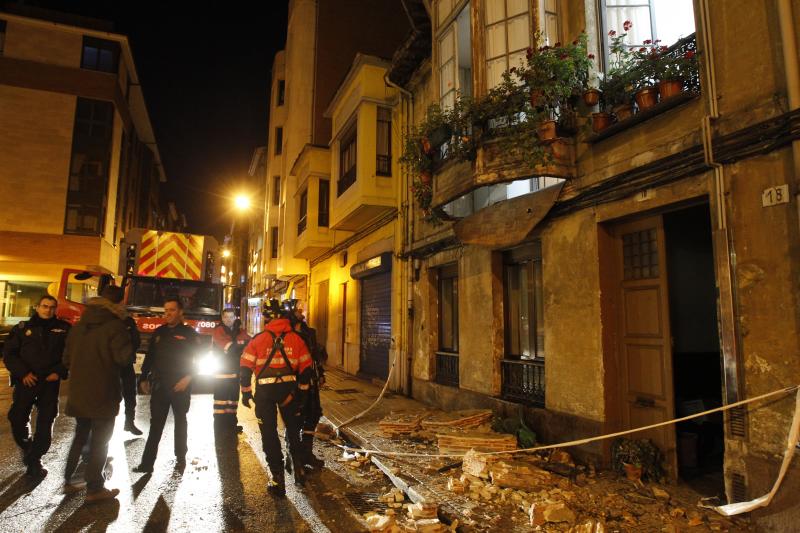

{"left": 762, "top": 185, "right": 789, "bottom": 207}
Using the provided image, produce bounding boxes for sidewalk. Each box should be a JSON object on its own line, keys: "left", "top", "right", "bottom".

{"left": 319, "top": 368, "right": 751, "bottom": 533}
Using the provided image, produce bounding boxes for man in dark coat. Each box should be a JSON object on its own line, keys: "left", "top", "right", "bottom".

{"left": 133, "top": 296, "right": 199, "bottom": 473}
{"left": 3, "top": 294, "right": 70, "bottom": 477}
{"left": 62, "top": 285, "right": 134, "bottom": 502}
{"left": 211, "top": 309, "right": 250, "bottom": 433}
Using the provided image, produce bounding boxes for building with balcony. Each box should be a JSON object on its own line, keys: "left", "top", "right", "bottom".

{"left": 0, "top": 6, "right": 168, "bottom": 329}
{"left": 390, "top": 0, "right": 800, "bottom": 525}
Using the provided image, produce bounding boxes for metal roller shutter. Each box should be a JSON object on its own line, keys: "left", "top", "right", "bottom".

{"left": 359, "top": 271, "right": 391, "bottom": 379}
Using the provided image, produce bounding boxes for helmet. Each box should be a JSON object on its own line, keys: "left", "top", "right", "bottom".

{"left": 262, "top": 298, "right": 284, "bottom": 319}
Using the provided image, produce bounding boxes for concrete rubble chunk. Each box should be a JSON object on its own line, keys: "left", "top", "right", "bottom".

{"left": 420, "top": 409, "right": 494, "bottom": 430}
{"left": 567, "top": 520, "right": 606, "bottom": 533}
{"left": 407, "top": 502, "right": 438, "bottom": 520}
{"left": 529, "top": 501, "right": 577, "bottom": 527}
{"left": 365, "top": 514, "right": 399, "bottom": 533}
{"left": 651, "top": 487, "right": 670, "bottom": 500}
{"left": 549, "top": 449, "right": 575, "bottom": 465}
{"left": 462, "top": 449, "right": 499, "bottom": 478}
{"left": 490, "top": 459, "right": 553, "bottom": 490}
{"left": 411, "top": 518, "right": 448, "bottom": 533}
{"left": 446, "top": 476, "right": 465, "bottom": 493}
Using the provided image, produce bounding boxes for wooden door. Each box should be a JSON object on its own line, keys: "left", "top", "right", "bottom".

{"left": 615, "top": 215, "right": 677, "bottom": 477}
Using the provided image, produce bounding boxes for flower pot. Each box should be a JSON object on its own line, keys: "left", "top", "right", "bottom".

{"left": 547, "top": 138, "right": 570, "bottom": 160}
{"left": 421, "top": 137, "right": 433, "bottom": 155}
{"left": 537, "top": 119, "right": 558, "bottom": 140}
{"left": 623, "top": 462, "right": 643, "bottom": 482}
{"left": 419, "top": 170, "right": 432, "bottom": 185}
{"left": 635, "top": 86, "right": 659, "bottom": 111}
{"left": 591, "top": 112, "right": 612, "bottom": 133}
{"left": 612, "top": 103, "right": 635, "bottom": 122}
{"left": 583, "top": 88, "right": 601, "bottom": 107}
{"left": 658, "top": 79, "right": 684, "bottom": 100}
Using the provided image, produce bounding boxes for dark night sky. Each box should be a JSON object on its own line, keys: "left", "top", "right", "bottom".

{"left": 4, "top": 1, "right": 289, "bottom": 239}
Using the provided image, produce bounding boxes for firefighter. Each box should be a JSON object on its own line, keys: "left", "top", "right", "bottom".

{"left": 240, "top": 298, "right": 312, "bottom": 497}
{"left": 133, "top": 297, "right": 199, "bottom": 473}
{"left": 211, "top": 309, "right": 250, "bottom": 433}
{"left": 289, "top": 303, "right": 327, "bottom": 471}
{"left": 3, "top": 295, "right": 70, "bottom": 477}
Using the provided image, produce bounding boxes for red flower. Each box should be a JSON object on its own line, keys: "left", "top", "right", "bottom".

{"left": 654, "top": 39, "right": 662, "bottom": 43}
{"left": 572, "top": 40, "right": 578, "bottom": 45}
{"left": 660, "top": 46, "right": 669, "bottom": 52}
{"left": 588, "top": 53, "right": 595, "bottom": 59}
{"left": 554, "top": 42, "right": 562, "bottom": 47}
{"left": 685, "top": 50, "right": 696, "bottom": 59}
{"left": 643, "top": 39, "right": 652, "bottom": 45}
{"left": 639, "top": 47, "right": 647, "bottom": 52}
{"left": 623, "top": 20, "right": 632, "bottom": 31}
{"left": 608, "top": 30, "right": 616, "bottom": 37}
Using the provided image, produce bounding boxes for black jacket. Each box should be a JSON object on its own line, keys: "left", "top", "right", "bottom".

{"left": 141, "top": 323, "right": 200, "bottom": 386}
{"left": 63, "top": 297, "right": 134, "bottom": 418}
{"left": 2, "top": 314, "right": 70, "bottom": 384}
{"left": 124, "top": 316, "right": 141, "bottom": 354}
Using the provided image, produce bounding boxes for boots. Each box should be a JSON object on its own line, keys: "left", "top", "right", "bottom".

{"left": 300, "top": 437, "right": 325, "bottom": 470}
{"left": 267, "top": 471, "right": 286, "bottom": 497}
{"left": 291, "top": 454, "right": 306, "bottom": 485}
{"left": 124, "top": 417, "right": 143, "bottom": 435}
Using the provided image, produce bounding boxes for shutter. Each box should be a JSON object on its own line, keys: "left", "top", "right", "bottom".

{"left": 359, "top": 271, "right": 392, "bottom": 379}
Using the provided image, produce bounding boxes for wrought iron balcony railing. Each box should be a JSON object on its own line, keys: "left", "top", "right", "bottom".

{"left": 435, "top": 352, "right": 459, "bottom": 388}
{"left": 501, "top": 357, "right": 545, "bottom": 407}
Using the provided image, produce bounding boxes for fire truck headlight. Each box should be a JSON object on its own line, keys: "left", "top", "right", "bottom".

{"left": 197, "top": 352, "right": 220, "bottom": 376}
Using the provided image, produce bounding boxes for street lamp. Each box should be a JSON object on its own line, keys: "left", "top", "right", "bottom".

{"left": 234, "top": 194, "right": 251, "bottom": 211}
{"left": 222, "top": 249, "right": 231, "bottom": 258}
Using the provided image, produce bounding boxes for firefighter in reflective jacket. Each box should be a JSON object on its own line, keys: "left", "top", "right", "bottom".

{"left": 240, "top": 299, "right": 312, "bottom": 497}
{"left": 211, "top": 309, "right": 250, "bottom": 433}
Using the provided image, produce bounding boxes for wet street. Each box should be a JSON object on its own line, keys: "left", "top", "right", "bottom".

{"left": 0, "top": 374, "right": 375, "bottom": 533}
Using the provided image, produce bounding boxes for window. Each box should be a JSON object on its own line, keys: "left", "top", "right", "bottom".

{"left": 485, "top": 0, "right": 531, "bottom": 89}
{"left": 65, "top": 98, "right": 114, "bottom": 235}
{"left": 443, "top": 176, "right": 564, "bottom": 218}
{"left": 338, "top": 122, "right": 357, "bottom": 196}
{"left": 318, "top": 180, "right": 330, "bottom": 227}
{"left": 277, "top": 80, "right": 285, "bottom": 106}
{"left": 270, "top": 227, "right": 279, "bottom": 258}
{"left": 602, "top": 0, "right": 696, "bottom": 63}
{"left": 539, "top": 0, "right": 560, "bottom": 45}
{"left": 438, "top": 2, "right": 472, "bottom": 109}
{"left": 376, "top": 108, "right": 392, "bottom": 176}
{"left": 298, "top": 189, "right": 308, "bottom": 235}
{"left": 438, "top": 264, "right": 459, "bottom": 352}
{"left": 275, "top": 127, "right": 283, "bottom": 155}
{"left": 81, "top": 37, "right": 120, "bottom": 73}
{"left": 0, "top": 20, "right": 6, "bottom": 55}
{"left": 504, "top": 242, "right": 544, "bottom": 359}
{"left": 272, "top": 176, "right": 281, "bottom": 206}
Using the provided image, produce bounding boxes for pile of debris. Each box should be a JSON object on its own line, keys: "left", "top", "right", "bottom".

{"left": 365, "top": 490, "right": 457, "bottom": 532}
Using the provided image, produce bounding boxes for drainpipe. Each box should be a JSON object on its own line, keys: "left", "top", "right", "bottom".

{"left": 385, "top": 74, "right": 415, "bottom": 396}
{"left": 777, "top": 0, "right": 800, "bottom": 200}
{"left": 698, "top": 0, "right": 745, "bottom": 441}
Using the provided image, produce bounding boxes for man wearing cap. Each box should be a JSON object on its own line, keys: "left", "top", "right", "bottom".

{"left": 239, "top": 299, "right": 312, "bottom": 497}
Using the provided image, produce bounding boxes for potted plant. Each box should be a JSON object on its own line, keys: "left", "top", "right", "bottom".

{"left": 603, "top": 22, "right": 636, "bottom": 122}
{"left": 611, "top": 438, "right": 665, "bottom": 483}
{"left": 656, "top": 47, "right": 698, "bottom": 99}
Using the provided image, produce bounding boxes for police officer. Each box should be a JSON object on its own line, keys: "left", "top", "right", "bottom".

{"left": 133, "top": 296, "right": 199, "bottom": 472}
{"left": 3, "top": 294, "right": 70, "bottom": 477}
{"left": 211, "top": 309, "right": 250, "bottom": 433}
{"left": 240, "top": 299, "right": 312, "bottom": 497}
{"left": 290, "top": 303, "right": 327, "bottom": 471}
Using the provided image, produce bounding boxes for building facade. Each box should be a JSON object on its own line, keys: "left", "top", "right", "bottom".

{"left": 0, "top": 7, "right": 169, "bottom": 327}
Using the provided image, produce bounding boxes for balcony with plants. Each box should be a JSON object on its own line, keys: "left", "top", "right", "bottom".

{"left": 588, "top": 21, "right": 700, "bottom": 141}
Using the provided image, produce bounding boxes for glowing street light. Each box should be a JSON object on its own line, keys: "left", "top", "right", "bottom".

{"left": 234, "top": 194, "right": 251, "bottom": 210}
{"left": 222, "top": 249, "right": 231, "bottom": 258}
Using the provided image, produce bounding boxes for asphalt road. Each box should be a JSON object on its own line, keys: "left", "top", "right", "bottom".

{"left": 0, "top": 372, "right": 372, "bottom": 533}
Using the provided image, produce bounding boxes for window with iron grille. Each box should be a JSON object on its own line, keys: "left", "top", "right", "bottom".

{"left": 277, "top": 79, "right": 285, "bottom": 106}
{"left": 338, "top": 122, "right": 357, "bottom": 196}
{"left": 81, "top": 36, "right": 120, "bottom": 73}
{"left": 438, "top": 264, "right": 459, "bottom": 353}
{"left": 376, "top": 107, "right": 392, "bottom": 176}
{"left": 504, "top": 241, "right": 544, "bottom": 359}
{"left": 318, "top": 179, "right": 330, "bottom": 227}
{"left": 270, "top": 227, "right": 279, "bottom": 258}
{"left": 65, "top": 98, "right": 115, "bottom": 236}
{"left": 298, "top": 189, "right": 308, "bottom": 235}
{"left": 275, "top": 127, "right": 283, "bottom": 155}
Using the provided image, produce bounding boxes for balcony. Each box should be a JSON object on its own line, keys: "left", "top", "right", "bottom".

{"left": 290, "top": 145, "right": 341, "bottom": 260}
{"left": 435, "top": 352, "right": 459, "bottom": 388}
{"left": 501, "top": 358, "right": 545, "bottom": 407}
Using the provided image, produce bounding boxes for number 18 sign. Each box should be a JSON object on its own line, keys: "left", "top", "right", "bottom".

{"left": 762, "top": 184, "right": 790, "bottom": 207}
